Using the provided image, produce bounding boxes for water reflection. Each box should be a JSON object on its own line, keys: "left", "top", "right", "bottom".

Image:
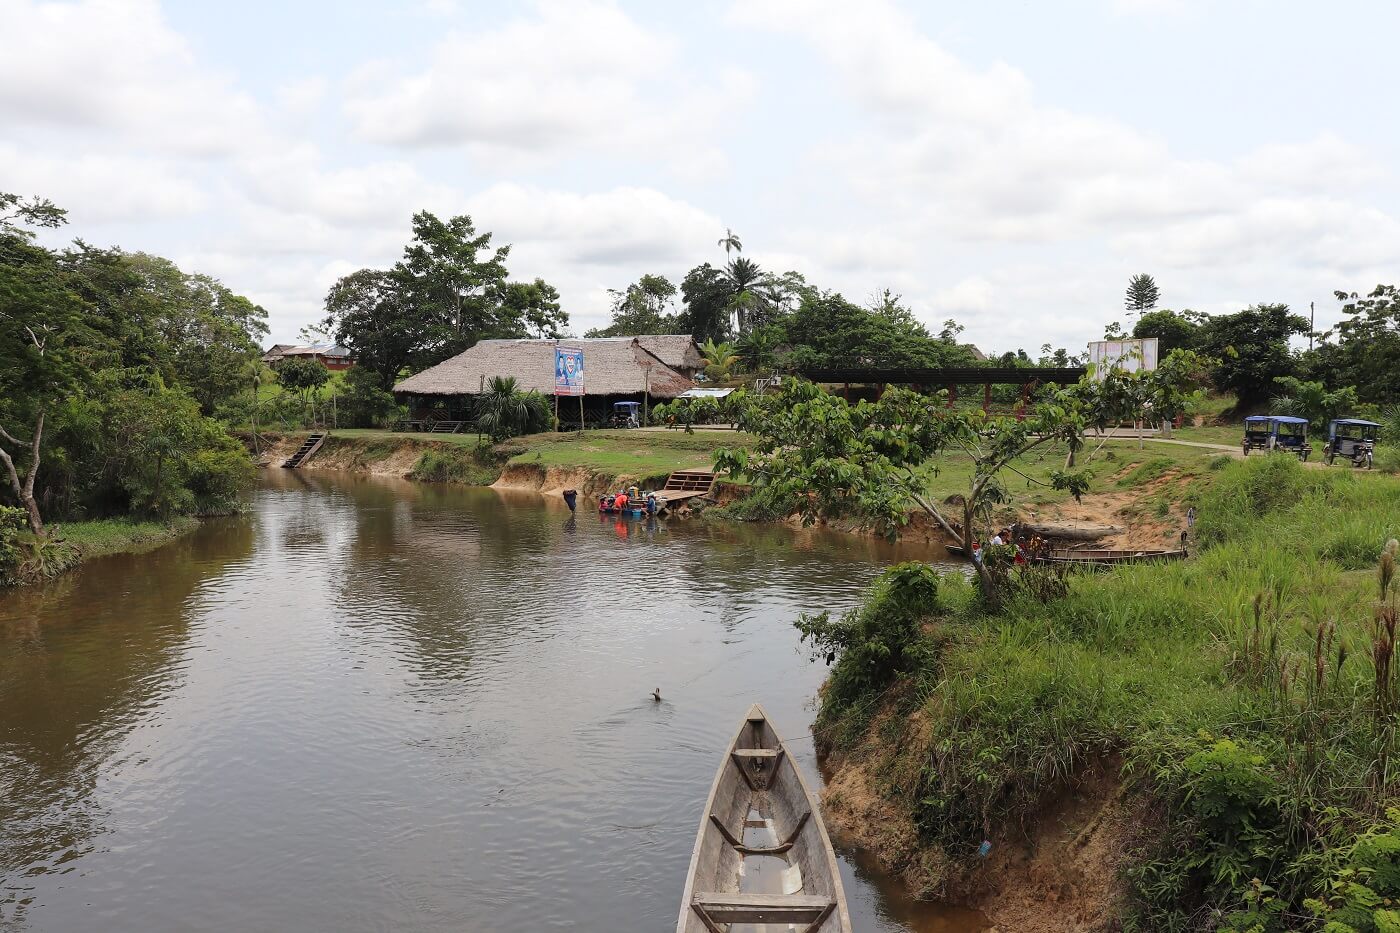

{"left": 1, "top": 471, "right": 984, "bottom": 931}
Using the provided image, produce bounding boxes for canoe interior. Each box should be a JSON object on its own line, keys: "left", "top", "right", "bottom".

{"left": 1039, "top": 548, "right": 1186, "bottom": 564}
{"left": 677, "top": 705, "right": 852, "bottom": 932}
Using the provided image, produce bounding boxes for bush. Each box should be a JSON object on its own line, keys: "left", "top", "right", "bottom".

{"left": 796, "top": 562, "right": 942, "bottom": 716}
{"left": 410, "top": 446, "right": 499, "bottom": 484}
{"left": 338, "top": 365, "right": 403, "bottom": 428}
{"left": 0, "top": 505, "right": 25, "bottom": 579}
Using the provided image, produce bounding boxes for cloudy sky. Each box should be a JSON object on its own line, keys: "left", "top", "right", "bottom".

{"left": 5, "top": 0, "right": 1399, "bottom": 352}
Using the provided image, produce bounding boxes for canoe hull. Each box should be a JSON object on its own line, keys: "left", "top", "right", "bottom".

{"left": 676, "top": 704, "right": 852, "bottom": 933}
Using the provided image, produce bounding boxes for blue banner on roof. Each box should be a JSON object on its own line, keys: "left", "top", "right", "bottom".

{"left": 555, "top": 346, "right": 584, "bottom": 396}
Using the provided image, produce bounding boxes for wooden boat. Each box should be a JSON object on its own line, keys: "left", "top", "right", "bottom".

{"left": 676, "top": 704, "right": 852, "bottom": 932}
{"left": 944, "top": 543, "right": 1186, "bottom": 566}
{"left": 1033, "top": 547, "right": 1186, "bottom": 566}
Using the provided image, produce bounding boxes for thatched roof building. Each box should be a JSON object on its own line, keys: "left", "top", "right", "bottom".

{"left": 394, "top": 336, "right": 697, "bottom": 400}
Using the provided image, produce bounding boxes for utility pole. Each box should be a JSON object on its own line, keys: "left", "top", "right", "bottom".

{"left": 1309, "top": 301, "right": 1315, "bottom": 352}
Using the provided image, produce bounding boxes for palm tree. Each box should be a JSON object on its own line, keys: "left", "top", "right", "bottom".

{"left": 475, "top": 376, "right": 551, "bottom": 440}
{"left": 717, "top": 228, "right": 742, "bottom": 261}
{"left": 724, "top": 256, "right": 764, "bottom": 334}
{"left": 699, "top": 338, "right": 739, "bottom": 382}
{"left": 735, "top": 327, "right": 780, "bottom": 374}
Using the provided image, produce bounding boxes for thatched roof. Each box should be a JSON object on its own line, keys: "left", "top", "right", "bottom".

{"left": 393, "top": 337, "right": 695, "bottom": 398}
{"left": 634, "top": 335, "right": 704, "bottom": 373}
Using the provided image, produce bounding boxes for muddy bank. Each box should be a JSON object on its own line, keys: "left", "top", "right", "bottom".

{"left": 490, "top": 461, "right": 671, "bottom": 499}
{"left": 821, "top": 736, "right": 1143, "bottom": 932}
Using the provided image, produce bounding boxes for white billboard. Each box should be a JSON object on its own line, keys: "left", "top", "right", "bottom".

{"left": 1087, "top": 338, "right": 1159, "bottom": 378}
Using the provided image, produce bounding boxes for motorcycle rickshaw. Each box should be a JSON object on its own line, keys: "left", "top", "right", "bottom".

{"left": 1242, "top": 415, "right": 1312, "bottom": 461}
{"left": 1324, "top": 418, "right": 1379, "bottom": 468}
{"left": 609, "top": 400, "right": 642, "bottom": 428}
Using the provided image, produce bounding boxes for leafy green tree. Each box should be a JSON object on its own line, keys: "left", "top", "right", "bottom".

{"left": 0, "top": 195, "right": 93, "bottom": 537}
{"left": 321, "top": 269, "right": 417, "bottom": 389}
{"left": 1270, "top": 376, "right": 1358, "bottom": 433}
{"left": 696, "top": 379, "right": 1094, "bottom": 596}
{"left": 782, "top": 291, "right": 974, "bottom": 371}
{"left": 1132, "top": 309, "right": 1203, "bottom": 355}
{"left": 338, "top": 364, "right": 403, "bottom": 428}
{"left": 501, "top": 278, "right": 567, "bottom": 338}
{"left": 390, "top": 210, "right": 514, "bottom": 366}
{"left": 680, "top": 263, "right": 733, "bottom": 344}
{"left": 585, "top": 274, "right": 682, "bottom": 337}
{"left": 1312, "top": 285, "right": 1400, "bottom": 404}
{"left": 1195, "top": 304, "right": 1309, "bottom": 405}
{"left": 1125, "top": 273, "right": 1160, "bottom": 314}
{"left": 474, "top": 376, "right": 551, "bottom": 441}
{"left": 724, "top": 256, "right": 765, "bottom": 334}
{"left": 276, "top": 357, "right": 330, "bottom": 416}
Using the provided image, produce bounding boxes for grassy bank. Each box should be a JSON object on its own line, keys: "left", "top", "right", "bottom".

{"left": 811, "top": 456, "right": 1400, "bottom": 931}
{"left": 3, "top": 516, "right": 200, "bottom": 587}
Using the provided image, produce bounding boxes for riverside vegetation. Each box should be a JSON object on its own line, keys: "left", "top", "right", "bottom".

{"left": 802, "top": 455, "right": 1400, "bottom": 931}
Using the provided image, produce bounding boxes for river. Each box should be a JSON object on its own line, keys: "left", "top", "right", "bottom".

{"left": 0, "top": 470, "right": 988, "bottom": 932}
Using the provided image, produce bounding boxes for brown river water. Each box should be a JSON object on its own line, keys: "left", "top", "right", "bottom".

{"left": 0, "top": 469, "right": 989, "bottom": 932}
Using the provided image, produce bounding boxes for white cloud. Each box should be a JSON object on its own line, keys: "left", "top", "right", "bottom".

{"left": 0, "top": 142, "right": 208, "bottom": 223}
{"left": 0, "top": 0, "right": 263, "bottom": 156}
{"left": 342, "top": 0, "right": 742, "bottom": 174}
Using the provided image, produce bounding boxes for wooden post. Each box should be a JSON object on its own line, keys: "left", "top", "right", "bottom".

{"left": 982, "top": 382, "right": 991, "bottom": 414}
{"left": 947, "top": 384, "right": 957, "bottom": 408}
{"left": 579, "top": 394, "right": 585, "bottom": 434}
{"left": 554, "top": 393, "right": 560, "bottom": 432}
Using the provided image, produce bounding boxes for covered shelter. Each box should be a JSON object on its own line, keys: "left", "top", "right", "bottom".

{"left": 393, "top": 336, "right": 696, "bottom": 428}
{"left": 798, "top": 366, "right": 1088, "bottom": 418}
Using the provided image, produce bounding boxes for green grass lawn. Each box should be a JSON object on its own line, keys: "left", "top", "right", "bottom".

{"left": 503, "top": 429, "right": 750, "bottom": 478}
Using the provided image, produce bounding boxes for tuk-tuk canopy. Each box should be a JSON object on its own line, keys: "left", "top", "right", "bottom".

{"left": 1333, "top": 418, "right": 1381, "bottom": 427}
{"left": 1244, "top": 415, "right": 1271, "bottom": 425}
{"left": 613, "top": 401, "right": 641, "bottom": 410}
{"left": 1270, "top": 416, "right": 1309, "bottom": 425}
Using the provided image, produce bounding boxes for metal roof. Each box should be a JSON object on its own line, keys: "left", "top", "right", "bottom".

{"left": 797, "top": 366, "right": 1087, "bottom": 385}
{"left": 1333, "top": 418, "right": 1381, "bottom": 426}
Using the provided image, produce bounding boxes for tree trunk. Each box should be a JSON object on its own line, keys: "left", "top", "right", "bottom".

{"left": 0, "top": 411, "right": 46, "bottom": 539}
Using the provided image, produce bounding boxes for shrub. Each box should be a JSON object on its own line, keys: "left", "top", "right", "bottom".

{"left": 0, "top": 505, "right": 25, "bottom": 579}
{"left": 796, "top": 561, "right": 942, "bottom": 716}
{"left": 410, "top": 447, "right": 498, "bottom": 484}
{"left": 338, "top": 365, "right": 403, "bottom": 428}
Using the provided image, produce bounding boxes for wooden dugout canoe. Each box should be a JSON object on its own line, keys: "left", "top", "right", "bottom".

{"left": 676, "top": 704, "right": 852, "bottom": 933}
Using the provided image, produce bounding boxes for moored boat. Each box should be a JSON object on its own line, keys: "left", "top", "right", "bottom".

{"left": 1033, "top": 547, "right": 1186, "bottom": 566}
{"left": 676, "top": 704, "right": 852, "bottom": 932}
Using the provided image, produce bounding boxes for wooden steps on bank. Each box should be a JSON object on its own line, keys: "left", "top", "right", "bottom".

{"left": 660, "top": 470, "right": 715, "bottom": 506}
{"left": 282, "top": 433, "right": 326, "bottom": 469}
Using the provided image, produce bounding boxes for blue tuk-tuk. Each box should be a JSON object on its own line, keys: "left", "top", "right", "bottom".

{"left": 1242, "top": 415, "right": 1311, "bottom": 460}
{"left": 610, "top": 400, "right": 642, "bottom": 428}
{"left": 1324, "top": 418, "right": 1379, "bottom": 468}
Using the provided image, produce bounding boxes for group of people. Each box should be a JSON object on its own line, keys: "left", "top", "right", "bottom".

{"left": 598, "top": 486, "right": 660, "bottom": 516}
{"left": 970, "top": 525, "right": 1051, "bottom": 565}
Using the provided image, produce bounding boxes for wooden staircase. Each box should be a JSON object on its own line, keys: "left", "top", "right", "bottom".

{"left": 282, "top": 432, "right": 327, "bottom": 469}
{"left": 663, "top": 470, "right": 716, "bottom": 494}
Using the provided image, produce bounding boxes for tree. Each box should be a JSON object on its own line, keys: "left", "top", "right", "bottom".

{"left": 276, "top": 357, "right": 330, "bottom": 421}
{"left": 1270, "top": 376, "right": 1358, "bottom": 434}
{"left": 696, "top": 379, "right": 1094, "bottom": 598}
{"left": 680, "top": 263, "right": 733, "bottom": 344}
{"left": 782, "top": 291, "right": 975, "bottom": 372}
{"left": 1311, "top": 285, "right": 1400, "bottom": 404}
{"left": 585, "top": 274, "right": 682, "bottom": 337}
{"left": 501, "top": 278, "right": 567, "bottom": 339}
{"left": 717, "top": 227, "right": 742, "bottom": 261}
{"left": 1132, "top": 309, "right": 1203, "bottom": 355}
{"left": 321, "top": 269, "right": 418, "bottom": 389}
{"left": 338, "top": 363, "right": 403, "bottom": 428}
{"left": 1125, "top": 273, "right": 1160, "bottom": 314}
{"left": 735, "top": 326, "right": 782, "bottom": 373}
{"left": 390, "top": 210, "right": 513, "bottom": 366}
{"left": 474, "top": 376, "right": 552, "bottom": 441}
{"left": 0, "top": 194, "right": 90, "bottom": 537}
{"left": 724, "top": 256, "right": 765, "bottom": 335}
{"left": 699, "top": 338, "right": 739, "bottom": 381}
{"left": 1195, "top": 304, "right": 1309, "bottom": 405}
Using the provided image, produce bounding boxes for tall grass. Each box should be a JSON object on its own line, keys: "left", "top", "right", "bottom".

{"left": 812, "top": 455, "right": 1400, "bottom": 929}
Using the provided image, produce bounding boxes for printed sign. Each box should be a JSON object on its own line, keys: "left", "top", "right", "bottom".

{"left": 1087, "top": 338, "right": 1158, "bottom": 379}
{"left": 555, "top": 346, "right": 585, "bottom": 396}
